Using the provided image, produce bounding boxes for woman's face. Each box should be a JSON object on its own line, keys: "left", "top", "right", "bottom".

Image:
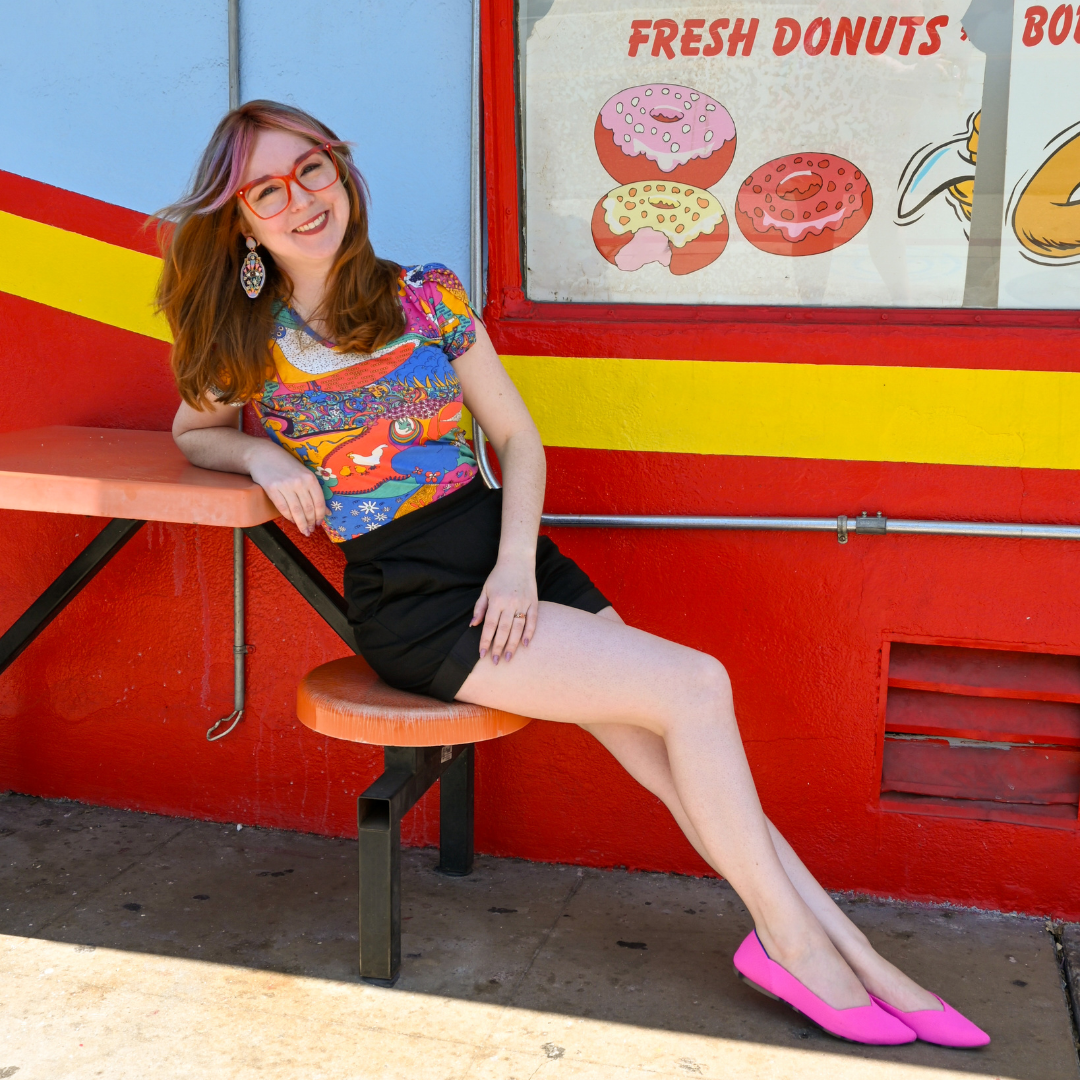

{"left": 237, "top": 128, "right": 350, "bottom": 275}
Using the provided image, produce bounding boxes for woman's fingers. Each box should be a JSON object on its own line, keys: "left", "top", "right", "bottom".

{"left": 523, "top": 605, "right": 538, "bottom": 648}
{"left": 281, "top": 488, "right": 311, "bottom": 534}
{"left": 487, "top": 606, "right": 515, "bottom": 664}
{"left": 305, "top": 476, "right": 328, "bottom": 524}
{"left": 471, "top": 592, "right": 489, "bottom": 634}
{"left": 502, "top": 606, "right": 530, "bottom": 660}
{"left": 478, "top": 601, "right": 502, "bottom": 660}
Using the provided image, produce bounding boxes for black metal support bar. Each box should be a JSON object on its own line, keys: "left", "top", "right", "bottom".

{"left": 357, "top": 743, "right": 470, "bottom": 984}
{"left": 438, "top": 745, "right": 474, "bottom": 876}
{"left": 0, "top": 518, "right": 146, "bottom": 675}
{"left": 242, "top": 521, "right": 352, "bottom": 646}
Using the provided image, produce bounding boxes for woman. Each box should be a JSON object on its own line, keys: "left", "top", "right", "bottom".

{"left": 161, "top": 101, "right": 987, "bottom": 1049}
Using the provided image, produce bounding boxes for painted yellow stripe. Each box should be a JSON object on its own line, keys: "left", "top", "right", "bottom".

{"left": 500, "top": 355, "right": 1080, "bottom": 471}
{"left": 1, "top": 211, "right": 1075, "bottom": 470}
{"left": 0, "top": 211, "right": 171, "bottom": 342}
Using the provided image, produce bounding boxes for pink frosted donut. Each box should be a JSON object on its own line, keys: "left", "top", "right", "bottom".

{"left": 595, "top": 84, "right": 737, "bottom": 187}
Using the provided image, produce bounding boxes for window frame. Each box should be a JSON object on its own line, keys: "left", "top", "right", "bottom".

{"left": 481, "top": 0, "right": 1080, "bottom": 366}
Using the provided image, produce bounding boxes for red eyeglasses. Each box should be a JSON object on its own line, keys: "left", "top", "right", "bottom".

{"left": 237, "top": 143, "right": 341, "bottom": 220}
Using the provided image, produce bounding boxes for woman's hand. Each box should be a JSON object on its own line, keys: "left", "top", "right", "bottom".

{"left": 471, "top": 554, "right": 538, "bottom": 663}
{"left": 246, "top": 441, "right": 327, "bottom": 537}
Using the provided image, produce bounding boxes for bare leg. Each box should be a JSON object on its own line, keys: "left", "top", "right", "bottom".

{"left": 457, "top": 601, "right": 869, "bottom": 1009}
{"left": 582, "top": 716, "right": 940, "bottom": 1012}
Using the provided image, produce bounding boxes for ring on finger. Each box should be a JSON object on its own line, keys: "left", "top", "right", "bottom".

{"left": 513, "top": 612, "right": 527, "bottom": 619}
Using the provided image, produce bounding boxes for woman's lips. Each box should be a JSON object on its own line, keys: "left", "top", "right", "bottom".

{"left": 294, "top": 210, "right": 328, "bottom": 235}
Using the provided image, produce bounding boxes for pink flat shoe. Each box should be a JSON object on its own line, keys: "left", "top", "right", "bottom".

{"left": 733, "top": 931, "right": 916, "bottom": 1045}
{"left": 870, "top": 994, "right": 990, "bottom": 1047}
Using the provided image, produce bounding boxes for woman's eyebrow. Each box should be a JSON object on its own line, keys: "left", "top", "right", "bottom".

{"left": 242, "top": 146, "right": 320, "bottom": 189}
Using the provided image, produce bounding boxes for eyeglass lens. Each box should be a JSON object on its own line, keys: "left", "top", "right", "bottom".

{"left": 245, "top": 150, "right": 338, "bottom": 219}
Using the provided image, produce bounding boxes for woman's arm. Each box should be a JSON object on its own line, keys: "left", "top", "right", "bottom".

{"left": 455, "top": 319, "right": 546, "bottom": 663}
{"left": 172, "top": 397, "right": 327, "bottom": 536}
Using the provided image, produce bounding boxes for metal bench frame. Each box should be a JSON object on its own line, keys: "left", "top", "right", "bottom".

{"left": 358, "top": 744, "right": 475, "bottom": 984}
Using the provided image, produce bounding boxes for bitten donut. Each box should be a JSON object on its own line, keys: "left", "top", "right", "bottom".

{"left": 735, "top": 154, "right": 872, "bottom": 256}
{"left": 1012, "top": 132, "right": 1080, "bottom": 260}
{"left": 595, "top": 84, "right": 737, "bottom": 188}
{"left": 591, "top": 181, "right": 728, "bottom": 275}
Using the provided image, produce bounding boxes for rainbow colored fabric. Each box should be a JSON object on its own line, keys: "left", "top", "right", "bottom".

{"left": 253, "top": 264, "right": 479, "bottom": 542}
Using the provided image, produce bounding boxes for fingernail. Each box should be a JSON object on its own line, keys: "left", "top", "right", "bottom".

{"left": 492, "top": 654, "right": 499, "bottom": 665}
{"left": 523, "top": 638, "right": 530, "bottom": 647}
{"left": 479, "top": 648, "right": 486, "bottom": 659}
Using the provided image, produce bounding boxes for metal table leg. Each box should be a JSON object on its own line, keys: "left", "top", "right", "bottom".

{"left": 0, "top": 518, "right": 146, "bottom": 675}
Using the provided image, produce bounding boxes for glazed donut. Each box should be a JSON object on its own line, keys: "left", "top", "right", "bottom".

{"left": 1012, "top": 132, "right": 1080, "bottom": 260}
{"left": 735, "top": 154, "right": 872, "bottom": 257}
{"left": 591, "top": 181, "right": 728, "bottom": 275}
{"left": 595, "top": 84, "right": 737, "bottom": 188}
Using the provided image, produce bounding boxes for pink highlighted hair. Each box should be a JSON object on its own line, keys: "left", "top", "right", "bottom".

{"left": 156, "top": 99, "right": 404, "bottom": 408}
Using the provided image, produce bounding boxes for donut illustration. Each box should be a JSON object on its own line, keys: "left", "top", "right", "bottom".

{"left": 591, "top": 181, "right": 728, "bottom": 274}
{"left": 736, "top": 154, "right": 872, "bottom": 257}
{"left": 595, "top": 84, "right": 737, "bottom": 188}
{"left": 1012, "top": 129, "right": 1080, "bottom": 261}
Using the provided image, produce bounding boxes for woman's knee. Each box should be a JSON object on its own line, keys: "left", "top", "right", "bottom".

{"left": 690, "top": 651, "right": 732, "bottom": 702}
{"left": 662, "top": 651, "right": 734, "bottom": 729}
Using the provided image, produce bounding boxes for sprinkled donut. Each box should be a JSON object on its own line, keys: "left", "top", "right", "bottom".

{"left": 736, "top": 154, "right": 872, "bottom": 257}
{"left": 1012, "top": 132, "right": 1080, "bottom": 260}
{"left": 591, "top": 181, "right": 728, "bottom": 275}
{"left": 595, "top": 84, "right": 737, "bottom": 188}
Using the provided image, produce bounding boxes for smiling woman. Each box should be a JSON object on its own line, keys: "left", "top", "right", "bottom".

{"left": 156, "top": 100, "right": 405, "bottom": 408}
{"left": 157, "top": 99, "right": 989, "bottom": 1049}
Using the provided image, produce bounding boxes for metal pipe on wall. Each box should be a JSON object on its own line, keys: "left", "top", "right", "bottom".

{"left": 470, "top": 0, "right": 484, "bottom": 312}
{"left": 210, "top": 0, "right": 245, "bottom": 740}
{"left": 473, "top": 426, "right": 1080, "bottom": 543}
{"left": 228, "top": 0, "right": 240, "bottom": 111}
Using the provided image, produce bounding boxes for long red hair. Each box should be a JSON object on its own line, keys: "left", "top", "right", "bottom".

{"left": 156, "top": 100, "right": 405, "bottom": 408}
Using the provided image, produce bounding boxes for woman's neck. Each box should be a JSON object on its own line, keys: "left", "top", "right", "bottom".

{"left": 285, "top": 266, "right": 332, "bottom": 336}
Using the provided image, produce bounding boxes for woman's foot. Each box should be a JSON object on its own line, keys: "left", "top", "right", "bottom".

{"left": 756, "top": 922, "right": 870, "bottom": 1010}
{"left": 842, "top": 936, "right": 943, "bottom": 1013}
{"left": 734, "top": 932, "right": 916, "bottom": 1045}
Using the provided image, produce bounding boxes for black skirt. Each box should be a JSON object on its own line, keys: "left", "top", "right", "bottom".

{"left": 339, "top": 475, "right": 611, "bottom": 701}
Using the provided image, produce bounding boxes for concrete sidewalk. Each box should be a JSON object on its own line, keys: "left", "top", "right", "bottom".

{"left": 1, "top": 792, "right": 1077, "bottom": 1080}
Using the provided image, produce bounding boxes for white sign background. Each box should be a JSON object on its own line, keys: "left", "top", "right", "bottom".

{"left": 523, "top": 0, "right": 985, "bottom": 307}
{"left": 997, "top": 12, "right": 1080, "bottom": 309}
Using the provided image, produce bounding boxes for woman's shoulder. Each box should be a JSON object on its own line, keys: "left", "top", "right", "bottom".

{"left": 401, "top": 263, "right": 470, "bottom": 308}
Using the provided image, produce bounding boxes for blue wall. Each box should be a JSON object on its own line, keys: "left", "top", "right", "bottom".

{"left": 1, "top": 1, "right": 229, "bottom": 216}
{"left": 1, "top": 0, "right": 475, "bottom": 296}
{"left": 239, "top": 0, "right": 473, "bottom": 289}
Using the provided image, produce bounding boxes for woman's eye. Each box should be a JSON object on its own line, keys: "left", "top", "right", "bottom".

{"left": 301, "top": 161, "right": 323, "bottom": 177}
{"left": 255, "top": 183, "right": 280, "bottom": 201}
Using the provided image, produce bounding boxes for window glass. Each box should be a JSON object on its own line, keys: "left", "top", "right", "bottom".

{"left": 519, "top": 0, "right": 1080, "bottom": 308}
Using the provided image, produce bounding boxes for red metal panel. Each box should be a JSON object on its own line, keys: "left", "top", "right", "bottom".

{"left": 888, "top": 642, "right": 1080, "bottom": 703}
{"left": 881, "top": 739, "right": 1080, "bottom": 804}
{"left": 885, "top": 687, "right": 1080, "bottom": 748}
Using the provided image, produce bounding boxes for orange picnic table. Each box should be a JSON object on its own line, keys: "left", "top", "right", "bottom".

{"left": 0, "top": 426, "right": 355, "bottom": 676}
{"left": 0, "top": 426, "right": 518, "bottom": 984}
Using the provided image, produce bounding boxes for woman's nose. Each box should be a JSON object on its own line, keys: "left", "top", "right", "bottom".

{"left": 288, "top": 179, "right": 315, "bottom": 210}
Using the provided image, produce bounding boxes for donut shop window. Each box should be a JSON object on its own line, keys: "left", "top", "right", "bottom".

{"left": 516, "top": 0, "right": 1080, "bottom": 310}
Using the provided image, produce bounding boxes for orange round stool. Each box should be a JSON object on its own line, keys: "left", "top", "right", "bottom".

{"left": 297, "top": 654, "right": 532, "bottom": 746}
{"left": 296, "top": 654, "right": 532, "bottom": 984}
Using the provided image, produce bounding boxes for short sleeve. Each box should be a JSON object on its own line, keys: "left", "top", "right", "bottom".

{"left": 410, "top": 263, "right": 477, "bottom": 361}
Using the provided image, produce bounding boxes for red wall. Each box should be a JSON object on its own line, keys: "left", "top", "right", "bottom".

{"left": 3, "top": 68, "right": 1080, "bottom": 923}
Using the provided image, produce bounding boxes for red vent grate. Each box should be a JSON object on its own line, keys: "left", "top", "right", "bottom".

{"left": 880, "top": 642, "right": 1080, "bottom": 829}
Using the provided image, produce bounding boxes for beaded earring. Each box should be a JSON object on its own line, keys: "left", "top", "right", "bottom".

{"left": 240, "top": 236, "right": 265, "bottom": 299}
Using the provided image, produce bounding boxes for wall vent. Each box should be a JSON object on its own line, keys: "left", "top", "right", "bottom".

{"left": 879, "top": 642, "right": 1080, "bottom": 829}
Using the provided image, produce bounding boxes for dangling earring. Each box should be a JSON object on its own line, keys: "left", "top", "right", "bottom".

{"left": 240, "top": 236, "right": 265, "bottom": 299}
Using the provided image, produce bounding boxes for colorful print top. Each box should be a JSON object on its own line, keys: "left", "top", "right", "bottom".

{"left": 252, "top": 264, "right": 479, "bottom": 542}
